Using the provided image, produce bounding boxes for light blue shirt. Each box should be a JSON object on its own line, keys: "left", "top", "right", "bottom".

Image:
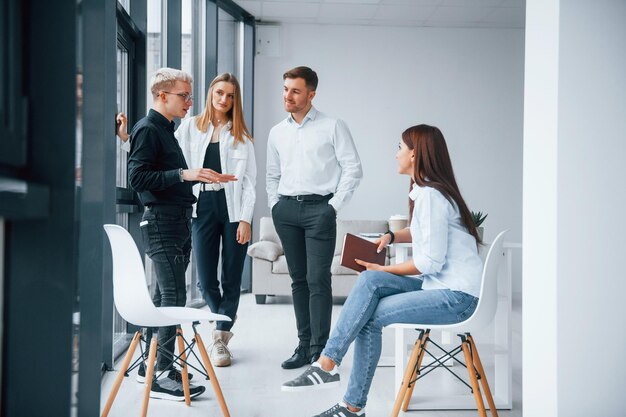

{"left": 266, "top": 106, "right": 363, "bottom": 211}
{"left": 409, "top": 184, "right": 483, "bottom": 298}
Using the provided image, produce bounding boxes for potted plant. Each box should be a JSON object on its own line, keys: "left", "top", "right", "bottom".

{"left": 471, "top": 211, "right": 488, "bottom": 241}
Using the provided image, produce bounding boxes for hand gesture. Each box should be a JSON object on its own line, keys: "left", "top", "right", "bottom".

{"left": 354, "top": 259, "right": 383, "bottom": 271}
{"left": 116, "top": 112, "right": 129, "bottom": 142}
{"left": 236, "top": 221, "right": 251, "bottom": 244}
{"left": 374, "top": 233, "right": 392, "bottom": 254}
{"left": 182, "top": 168, "right": 237, "bottom": 183}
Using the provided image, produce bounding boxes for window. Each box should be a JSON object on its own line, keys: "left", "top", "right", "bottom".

{"left": 217, "top": 8, "right": 240, "bottom": 78}
{"left": 146, "top": 0, "right": 163, "bottom": 112}
{"left": 181, "top": 0, "right": 193, "bottom": 119}
{"left": 0, "top": 0, "right": 25, "bottom": 167}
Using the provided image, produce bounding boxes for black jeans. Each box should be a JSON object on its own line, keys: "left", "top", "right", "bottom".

{"left": 192, "top": 190, "right": 247, "bottom": 331}
{"left": 140, "top": 205, "right": 192, "bottom": 371}
{"left": 272, "top": 195, "right": 337, "bottom": 354}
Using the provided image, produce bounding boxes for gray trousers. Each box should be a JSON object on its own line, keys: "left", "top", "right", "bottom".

{"left": 271, "top": 195, "right": 337, "bottom": 354}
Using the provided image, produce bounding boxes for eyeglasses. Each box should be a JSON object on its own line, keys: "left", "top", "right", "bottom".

{"left": 162, "top": 91, "right": 194, "bottom": 103}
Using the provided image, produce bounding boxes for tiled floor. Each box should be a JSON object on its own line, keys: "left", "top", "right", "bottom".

{"left": 100, "top": 293, "right": 522, "bottom": 417}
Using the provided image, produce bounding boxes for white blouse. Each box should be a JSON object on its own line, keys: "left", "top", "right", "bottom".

{"left": 409, "top": 184, "right": 483, "bottom": 298}
{"left": 175, "top": 117, "right": 256, "bottom": 223}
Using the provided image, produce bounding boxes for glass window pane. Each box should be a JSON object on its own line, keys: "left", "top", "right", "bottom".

{"left": 181, "top": 0, "right": 192, "bottom": 119}
{"left": 116, "top": 45, "right": 128, "bottom": 189}
{"left": 146, "top": 0, "right": 163, "bottom": 113}
{"left": 119, "top": 0, "right": 131, "bottom": 15}
{"left": 217, "top": 8, "right": 239, "bottom": 76}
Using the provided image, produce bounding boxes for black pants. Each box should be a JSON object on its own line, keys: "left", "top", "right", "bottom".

{"left": 140, "top": 205, "right": 192, "bottom": 371}
{"left": 272, "top": 195, "right": 337, "bottom": 354}
{"left": 192, "top": 190, "right": 247, "bottom": 331}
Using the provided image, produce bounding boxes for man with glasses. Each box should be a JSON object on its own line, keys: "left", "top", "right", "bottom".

{"left": 127, "top": 67, "right": 236, "bottom": 401}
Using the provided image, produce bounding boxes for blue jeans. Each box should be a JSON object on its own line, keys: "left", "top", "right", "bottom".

{"left": 321, "top": 270, "right": 478, "bottom": 409}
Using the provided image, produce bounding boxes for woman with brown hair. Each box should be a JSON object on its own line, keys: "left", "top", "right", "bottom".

{"left": 280, "top": 124, "right": 482, "bottom": 417}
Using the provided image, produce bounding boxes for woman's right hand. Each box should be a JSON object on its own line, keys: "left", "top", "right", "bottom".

{"left": 374, "top": 233, "right": 392, "bottom": 253}
{"left": 116, "top": 112, "right": 129, "bottom": 142}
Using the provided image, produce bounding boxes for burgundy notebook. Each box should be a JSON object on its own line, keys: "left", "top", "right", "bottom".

{"left": 340, "top": 233, "right": 387, "bottom": 273}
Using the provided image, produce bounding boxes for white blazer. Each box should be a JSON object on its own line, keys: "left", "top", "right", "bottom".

{"left": 175, "top": 117, "right": 257, "bottom": 223}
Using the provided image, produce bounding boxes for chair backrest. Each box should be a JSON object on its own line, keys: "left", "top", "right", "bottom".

{"left": 103, "top": 224, "right": 168, "bottom": 327}
{"left": 463, "top": 229, "right": 508, "bottom": 333}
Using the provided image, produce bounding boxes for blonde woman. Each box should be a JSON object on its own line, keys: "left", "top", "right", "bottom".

{"left": 118, "top": 73, "right": 256, "bottom": 367}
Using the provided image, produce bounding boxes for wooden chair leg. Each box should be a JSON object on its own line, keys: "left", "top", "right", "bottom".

{"left": 467, "top": 335, "right": 498, "bottom": 417}
{"left": 402, "top": 332, "right": 429, "bottom": 412}
{"left": 101, "top": 331, "right": 142, "bottom": 417}
{"left": 176, "top": 328, "right": 191, "bottom": 406}
{"left": 195, "top": 332, "right": 231, "bottom": 417}
{"left": 391, "top": 333, "right": 423, "bottom": 417}
{"left": 461, "top": 339, "right": 487, "bottom": 417}
{"left": 141, "top": 338, "right": 158, "bottom": 417}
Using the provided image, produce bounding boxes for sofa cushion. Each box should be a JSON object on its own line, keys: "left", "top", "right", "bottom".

{"left": 247, "top": 241, "right": 283, "bottom": 262}
{"left": 335, "top": 220, "right": 390, "bottom": 255}
{"left": 259, "top": 216, "right": 281, "bottom": 245}
{"left": 272, "top": 255, "right": 290, "bottom": 274}
{"left": 331, "top": 255, "right": 359, "bottom": 275}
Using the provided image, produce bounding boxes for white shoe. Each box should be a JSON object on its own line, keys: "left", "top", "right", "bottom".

{"left": 210, "top": 330, "right": 233, "bottom": 367}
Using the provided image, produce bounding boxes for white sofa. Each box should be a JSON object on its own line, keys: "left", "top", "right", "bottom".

{"left": 247, "top": 217, "right": 395, "bottom": 304}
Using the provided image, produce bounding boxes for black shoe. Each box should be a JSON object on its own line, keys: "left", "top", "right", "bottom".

{"left": 281, "top": 346, "right": 310, "bottom": 369}
{"left": 136, "top": 363, "right": 194, "bottom": 384}
{"left": 150, "top": 377, "right": 205, "bottom": 401}
{"left": 310, "top": 352, "right": 321, "bottom": 364}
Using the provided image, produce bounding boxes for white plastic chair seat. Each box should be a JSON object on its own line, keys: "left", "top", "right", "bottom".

{"left": 158, "top": 306, "right": 230, "bottom": 323}
{"left": 389, "top": 230, "right": 508, "bottom": 417}
{"left": 390, "top": 230, "right": 508, "bottom": 335}
{"left": 103, "top": 224, "right": 230, "bottom": 327}
{"left": 101, "top": 224, "right": 232, "bottom": 417}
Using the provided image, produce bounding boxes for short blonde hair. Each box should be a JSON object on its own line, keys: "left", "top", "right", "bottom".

{"left": 150, "top": 67, "right": 193, "bottom": 98}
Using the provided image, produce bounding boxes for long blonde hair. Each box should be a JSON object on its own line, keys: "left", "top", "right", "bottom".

{"left": 195, "top": 73, "right": 252, "bottom": 146}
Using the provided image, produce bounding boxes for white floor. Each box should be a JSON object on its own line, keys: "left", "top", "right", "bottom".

{"left": 101, "top": 293, "right": 522, "bottom": 417}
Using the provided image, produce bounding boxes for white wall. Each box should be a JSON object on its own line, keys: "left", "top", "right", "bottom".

{"left": 557, "top": 0, "right": 626, "bottom": 415}
{"left": 524, "top": 1, "right": 626, "bottom": 416}
{"left": 522, "top": 0, "right": 559, "bottom": 415}
{"left": 252, "top": 22, "right": 525, "bottom": 286}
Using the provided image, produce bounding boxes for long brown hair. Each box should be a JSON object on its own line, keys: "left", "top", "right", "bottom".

{"left": 195, "top": 73, "right": 252, "bottom": 146}
{"left": 403, "top": 124, "right": 482, "bottom": 245}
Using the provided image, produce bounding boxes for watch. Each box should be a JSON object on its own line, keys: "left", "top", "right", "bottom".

{"left": 386, "top": 230, "right": 395, "bottom": 244}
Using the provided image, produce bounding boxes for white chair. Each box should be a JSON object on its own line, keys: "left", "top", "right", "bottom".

{"left": 101, "top": 224, "right": 232, "bottom": 417}
{"left": 390, "top": 230, "right": 508, "bottom": 417}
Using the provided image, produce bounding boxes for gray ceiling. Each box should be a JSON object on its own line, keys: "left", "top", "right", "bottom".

{"left": 234, "top": 0, "right": 525, "bottom": 28}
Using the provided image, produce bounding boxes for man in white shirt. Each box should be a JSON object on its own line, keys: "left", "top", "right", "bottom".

{"left": 267, "top": 66, "right": 363, "bottom": 369}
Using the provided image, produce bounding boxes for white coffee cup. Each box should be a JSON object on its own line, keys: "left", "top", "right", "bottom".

{"left": 388, "top": 214, "right": 409, "bottom": 232}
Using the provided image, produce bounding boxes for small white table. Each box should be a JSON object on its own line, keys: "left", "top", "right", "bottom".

{"left": 388, "top": 242, "right": 520, "bottom": 410}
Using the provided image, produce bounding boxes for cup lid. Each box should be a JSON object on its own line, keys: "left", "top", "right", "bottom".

{"left": 389, "top": 214, "right": 409, "bottom": 220}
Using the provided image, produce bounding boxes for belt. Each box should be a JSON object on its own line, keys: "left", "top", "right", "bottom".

{"left": 145, "top": 205, "right": 193, "bottom": 218}
{"left": 280, "top": 193, "right": 333, "bottom": 202}
{"left": 200, "top": 182, "right": 225, "bottom": 192}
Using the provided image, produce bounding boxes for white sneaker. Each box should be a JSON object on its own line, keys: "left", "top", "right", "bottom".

{"left": 210, "top": 330, "right": 233, "bottom": 367}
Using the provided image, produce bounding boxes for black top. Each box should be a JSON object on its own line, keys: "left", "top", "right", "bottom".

{"left": 202, "top": 142, "right": 222, "bottom": 173}
{"left": 128, "top": 109, "right": 196, "bottom": 208}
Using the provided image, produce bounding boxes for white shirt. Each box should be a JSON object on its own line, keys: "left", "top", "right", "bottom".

{"left": 409, "top": 184, "right": 483, "bottom": 298}
{"left": 121, "top": 120, "right": 257, "bottom": 222}
{"left": 175, "top": 117, "right": 257, "bottom": 222}
{"left": 266, "top": 107, "right": 362, "bottom": 211}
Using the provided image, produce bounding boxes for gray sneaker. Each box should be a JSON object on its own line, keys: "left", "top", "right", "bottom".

{"left": 281, "top": 364, "right": 340, "bottom": 392}
{"left": 149, "top": 376, "right": 205, "bottom": 401}
{"left": 313, "top": 402, "right": 365, "bottom": 417}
